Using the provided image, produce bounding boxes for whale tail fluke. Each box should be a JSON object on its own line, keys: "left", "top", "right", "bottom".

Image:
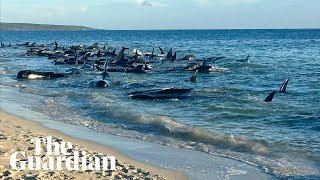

{"left": 280, "top": 79, "right": 289, "bottom": 93}
{"left": 265, "top": 90, "right": 276, "bottom": 102}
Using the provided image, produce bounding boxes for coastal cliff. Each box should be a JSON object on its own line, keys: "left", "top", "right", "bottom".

{"left": 0, "top": 22, "right": 97, "bottom": 31}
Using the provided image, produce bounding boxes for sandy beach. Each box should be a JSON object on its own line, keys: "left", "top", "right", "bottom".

{"left": 0, "top": 111, "right": 187, "bottom": 180}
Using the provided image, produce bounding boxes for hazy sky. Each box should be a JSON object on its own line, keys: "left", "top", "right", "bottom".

{"left": 1, "top": 0, "right": 319, "bottom": 29}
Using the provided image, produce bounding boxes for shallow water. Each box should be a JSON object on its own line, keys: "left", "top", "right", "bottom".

{"left": 1, "top": 29, "right": 320, "bottom": 179}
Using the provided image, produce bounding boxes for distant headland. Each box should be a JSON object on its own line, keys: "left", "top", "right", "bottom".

{"left": 0, "top": 22, "right": 97, "bottom": 31}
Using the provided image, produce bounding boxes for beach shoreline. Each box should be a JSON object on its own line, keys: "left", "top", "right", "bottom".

{"left": 0, "top": 97, "right": 278, "bottom": 180}
{"left": 0, "top": 110, "right": 188, "bottom": 179}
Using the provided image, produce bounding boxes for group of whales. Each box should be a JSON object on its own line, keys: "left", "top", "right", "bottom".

{"left": 1, "top": 41, "right": 289, "bottom": 101}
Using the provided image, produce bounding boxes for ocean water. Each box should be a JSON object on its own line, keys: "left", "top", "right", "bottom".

{"left": 0, "top": 29, "right": 320, "bottom": 179}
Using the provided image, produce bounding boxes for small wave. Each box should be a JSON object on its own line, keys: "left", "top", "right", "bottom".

{"left": 0, "top": 69, "right": 7, "bottom": 74}
{"left": 209, "top": 66, "right": 229, "bottom": 72}
{"left": 122, "top": 82, "right": 155, "bottom": 89}
{"left": 0, "top": 82, "right": 27, "bottom": 89}
{"left": 226, "top": 62, "right": 268, "bottom": 69}
{"left": 98, "top": 105, "right": 271, "bottom": 155}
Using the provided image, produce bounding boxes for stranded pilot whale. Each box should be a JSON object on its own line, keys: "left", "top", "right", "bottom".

{"left": 88, "top": 71, "right": 112, "bottom": 88}
{"left": 128, "top": 87, "right": 193, "bottom": 100}
{"left": 88, "top": 58, "right": 114, "bottom": 88}
{"left": 17, "top": 70, "right": 68, "bottom": 80}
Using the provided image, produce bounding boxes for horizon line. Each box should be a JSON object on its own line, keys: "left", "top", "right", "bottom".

{"left": 1, "top": 22, "right": 319, "bottom": 31}
{"left": 104, "top": 27, "right": 320, "bottom": 31}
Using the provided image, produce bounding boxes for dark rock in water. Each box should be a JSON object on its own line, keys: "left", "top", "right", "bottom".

{"left": 128, "top": 87, "right": 192, "bottom": 100}
{"left": 17, "top": 70, "right": 68, "bottom": 80}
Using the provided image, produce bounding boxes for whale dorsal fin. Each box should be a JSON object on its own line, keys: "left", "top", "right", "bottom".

{"left": 280, "top": 79, "right": 289, "bottom": 93}
{"left": 112, "top": 48, "right": 125, "bottom": 63}
{"left": 103, "top": 43, "right": 109, "bottom": 50}
{"left": 167, "top": 48, "right": 173, "bottom": 60}
{"left": 190, "top": 69, "right": 198, "bottom": 83}
{"left": 201, "top": 60, "right": 207, "bottom": 67}
{"left": 101, "top": 72, "right": 110, "bottom": 80}
{"left": 246, "top": 54, "right": 250, "bottom": 62}
{"left": 135, "top": 50, "right": 139, "bottom": 61}
{"left": 150, "top": 48, "right": 154, "bottom": 60}
{"left": 172, "top": 52, "right": 177, "bottom": 61}
{"left": 159, "top": 46, "right": 165, "bottom": 54}
{"left": 265, "top": 90, "right": 276, "bottom": 102}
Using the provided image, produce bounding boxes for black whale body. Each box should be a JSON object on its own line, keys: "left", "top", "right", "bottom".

{"left": 17, "top": 70, "right": 68, "bottom": 80}
{"left": 128, "top": 87, "right": 193, "bottom": 100}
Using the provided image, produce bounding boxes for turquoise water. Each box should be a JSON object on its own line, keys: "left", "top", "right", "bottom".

{"left": 0, "top": 29, "right": 319, "bottom": 179}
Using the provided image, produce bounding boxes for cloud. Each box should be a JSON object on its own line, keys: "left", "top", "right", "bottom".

{"left": 140, "top": 0, "right": 153, "bottom": 6}
{"left": 137, "top": 0, "right": 168, "bottom": 7}
{"left": 193, "top": 0, "right": 210, "bottom": 6}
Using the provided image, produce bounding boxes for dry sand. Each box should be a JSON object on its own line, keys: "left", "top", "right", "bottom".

{"left": 0, "top": 111, "right": 187, "bottom": 179}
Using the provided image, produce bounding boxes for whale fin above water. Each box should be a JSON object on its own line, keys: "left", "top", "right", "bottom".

{"left": 190, "top": 70, "right": 198, "bottom": 83}
{"left": 103, "top": 43, "right": 109, "bottom": 50}
{"left": 146, "top": 48, "right": 156, "bottom": 60}
{"left": 111, "top": 47, "right": 128, "bottom": 65}
{"left": 239, "top": 54, "right": 250, "bottom": 63}
{"left": 167, "top": 48, "right": 173, "bottom": 60}
{"left": 159, "top": 46, "right": 165, "bottom": 54}
{"left": 101, "top": 72, "right": 110, "bottom": 80}
{"left": 246, "top": 54, "right": 250, "bottom": 62}
{"left": 151, "top": 48, "right": 154, "bottom": 59}
{"left": 280, "top": 79, "right": 289, "bottom": 93}
{"left": 264, "top": 90, "right": 276, "bottom": 102}
{"left": 201, "top": 60, "right": 208, "bottom": 67}
{"left": 144, "top": 62, "right": 151, "bottom": 70}
{"left": 54, "top": 41, "right": 59, "bottom": 51}
{"left": 172, "top": 52, "right": 177, "bottom": 61}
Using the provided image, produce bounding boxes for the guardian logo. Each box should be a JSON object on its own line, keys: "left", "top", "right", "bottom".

{"left": 10, "top": 136, "right": 116, "bottom": 171}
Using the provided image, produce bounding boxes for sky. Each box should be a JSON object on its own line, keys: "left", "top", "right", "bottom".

{"left": 1, "top": 0, "right": 319, "bottom": 30}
